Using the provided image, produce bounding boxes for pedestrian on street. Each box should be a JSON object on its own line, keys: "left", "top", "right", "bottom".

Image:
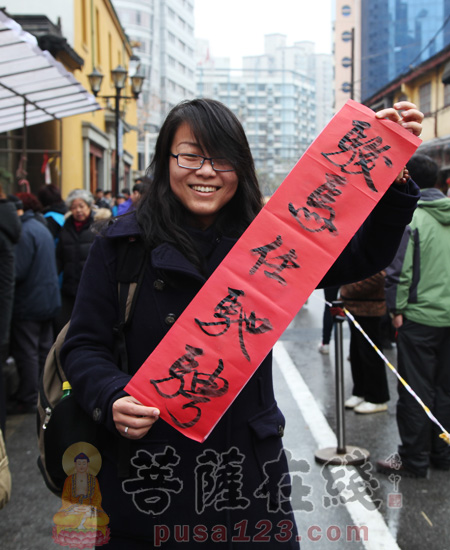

{"left": 318, "top": 286, "right": 340, "bottom": 355}
{"left": 54, "top": 189, "right": 111, "bottom": 333}
{"left": 8, "top": 192, "right": 60, "bottom": 415}
{"left": 116, "top": 180, "right": 149, "bottom": 216}
{"left": 0, "top": 183, "right": 21, "bottom": 432}
{"left": 120, "top": 188, "right": 131, "bottom": 200}
{"left": 37, "top": 183, "right": 67, "bottom": 244}
{"left": 112, "top": 193, "right": 127, "bottom": 217}
{"left": 341, "top": 272, "right": 390, "bottom": 414}
{"left": 95, "top": 188, "right": 112, "bottom": 211}
{"left": 61, "top": 99, "right": 423, "bottom": 549}
{"left": 378, "top": 153, "right": 450, "bottom": 478}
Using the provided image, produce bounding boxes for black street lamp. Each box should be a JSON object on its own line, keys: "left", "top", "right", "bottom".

{"left": 88, "top": 63, "right": 145, "bottom": 192}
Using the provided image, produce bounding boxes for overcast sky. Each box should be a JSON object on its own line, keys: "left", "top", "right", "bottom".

{"left": 194, "top": 0, "right": 334, "bottom": 68}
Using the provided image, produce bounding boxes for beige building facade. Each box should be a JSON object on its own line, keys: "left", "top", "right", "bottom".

{"left": 1, "top": 0, "right": 138, "bottom": 197}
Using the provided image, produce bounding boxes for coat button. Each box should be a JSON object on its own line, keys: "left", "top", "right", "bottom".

{"left": 153, "top": 279, "right": 165, "bottom": 291}
{"left": 92, "top": 408, "right": 102, "bottom": 422}
{"left": 165, "top": 313, "right": 177, "bottom": 326}
{"left": 278, "top": 425, "right": 284, "bottom": 437}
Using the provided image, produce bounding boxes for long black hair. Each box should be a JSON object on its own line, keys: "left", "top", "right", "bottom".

{"left": 136, "top": 98, "right": 264, "bottom": 270}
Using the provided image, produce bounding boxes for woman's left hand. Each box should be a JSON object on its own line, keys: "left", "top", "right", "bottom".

{"left": 375, "top": 101, "right": 424, "bottom": 137}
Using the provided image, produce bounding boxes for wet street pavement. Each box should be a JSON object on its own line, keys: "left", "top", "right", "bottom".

{"left": 1, "top": 289, "right": 449, "bottom": 549}
{"left": 277, "top": 290, "right": 450, "bottom": 550}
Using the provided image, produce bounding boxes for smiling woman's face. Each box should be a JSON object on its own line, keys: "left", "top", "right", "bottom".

{"left": 169, "top": 122, "right": 238, "bottom": 229}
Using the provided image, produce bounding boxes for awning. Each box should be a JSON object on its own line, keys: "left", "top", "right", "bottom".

{"left": 0, "top": 10, "right": 100, "bottom": 134}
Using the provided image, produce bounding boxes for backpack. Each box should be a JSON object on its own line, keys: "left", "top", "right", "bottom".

{"left": 0, "top": 428, "right": 12, "bottom": 509}
{"left": 37, "top": 236, "right": 147, "bottom": 495}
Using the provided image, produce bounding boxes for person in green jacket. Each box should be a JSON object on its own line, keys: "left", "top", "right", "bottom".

{"left": 378, "top": 153, "right": 450, "bottom": 478}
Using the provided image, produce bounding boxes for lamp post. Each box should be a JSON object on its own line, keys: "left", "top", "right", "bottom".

{"left": 88, "top": 63, "right": 145, "bottom": 192}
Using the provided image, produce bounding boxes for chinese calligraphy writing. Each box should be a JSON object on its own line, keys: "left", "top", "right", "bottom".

{"left": 250, "top": 235, "right": 300, "bottom": 285}
{"left": 195, "top": 288, "right": 273, "bottom": 361}
{"left": 289, "top": 173, "right": 346, "bottom": 234}
{"left": 322, "top": 119, "right": 392, "bottom": 192}
{"left": 150, "top": 345, "right": 229, "bottom": 429}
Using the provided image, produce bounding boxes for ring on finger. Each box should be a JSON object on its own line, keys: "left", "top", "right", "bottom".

{"left": 124, "top": 426, "right": 129, "bottom": 435}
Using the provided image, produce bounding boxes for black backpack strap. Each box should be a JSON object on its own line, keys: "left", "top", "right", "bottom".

{"left": 113, "top": 236, "right": 148, "bottom": 478}
{"left": 113, "top": 237, "right": 148, "bottom": 374}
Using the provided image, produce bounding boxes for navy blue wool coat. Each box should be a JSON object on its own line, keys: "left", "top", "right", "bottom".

{"left": 61, "top": 181, "right": 419, "bottom": 548}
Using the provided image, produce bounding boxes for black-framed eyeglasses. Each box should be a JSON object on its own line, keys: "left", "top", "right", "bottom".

{"left": 170, "top": 153, "right": 235, "bottom": 172}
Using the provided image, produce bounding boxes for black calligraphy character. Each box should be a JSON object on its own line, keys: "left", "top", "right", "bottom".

{"left": 122, "top": 447, "right": 183, "bottom": 515}
{"left": 250, "top": 235, "right": 300, "bottom": 285}
{"left": 195, "top": 288, "right": 273, "bottom": 361}
{"left": 289, "top": 173, "right": 346, "bottom": 234}
{"left": 254, "top": 449, "right": 313, "bottom": 514}
{"left": 345, "top": 460, "right": 381, "bottom": 511}
{"left": 195, "top": 447, "right": 250, "bottom": 514}
{"left": 322, "top": 119, "right": 393, "bottom": 192}
{"left": 150, "top": 345, "right": 229, "bottom": 429}
{"left": 320, "top": 449, "right": 381, "bottom": 511}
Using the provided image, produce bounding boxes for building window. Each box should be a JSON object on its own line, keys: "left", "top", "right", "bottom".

{"left": 341, "top": 82, "right": 352, "bottom": 93}
{"left": 444, "top": 84, "right": 450, "bottom": 106}
{"left": 341, "top": 57, "right": 352, "bottom": 68}
{"left": 89, "top": 143, "right": 104, "bottom": 193}
{"left": 341, "top": 30, "right": 352, "bottom": 42}
{"left": 81, "top": 0, "right": 87, "bottom": 44}
{"left": 342, "top": 5, "right": 351, "bottom": 16}
{"left": 108, "top": 33, "right": 112, "bottom": 74}
{"left": 95, "top": 8, "right": 101, "bottom": 66}
{"left": 419, "top": 82, "right": 432, "bottom": 115}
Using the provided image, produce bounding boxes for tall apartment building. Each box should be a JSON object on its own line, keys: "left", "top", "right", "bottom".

{"left": 113, "top": 0, "right": 196, "bottom": 169}
{"left": 196, "top": 33, "right": 335, "bottom": 194}
{"left": 197, "top": 65, "right": 316, "bottom": 196}
{"left": 244, "top": 35, "right": 334, "bottom": 135}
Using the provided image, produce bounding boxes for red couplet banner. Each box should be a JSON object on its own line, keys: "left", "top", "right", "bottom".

{"left": 125, "top": 99, "right": 421, "bottom": 442}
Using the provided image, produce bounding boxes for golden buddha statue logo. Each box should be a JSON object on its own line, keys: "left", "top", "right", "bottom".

{"left": 52, "top": 442, "right": 110, "bottom": 548}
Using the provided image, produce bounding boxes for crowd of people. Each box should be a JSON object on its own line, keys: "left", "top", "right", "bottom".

{"left": 2, "top": 97, "right": 447, "bottom": 547}
{"left": 0, "top": 179, "right": 149, "bottom": 429}
{"left": 318, "top": 152, "right": 450, "bottom": 479}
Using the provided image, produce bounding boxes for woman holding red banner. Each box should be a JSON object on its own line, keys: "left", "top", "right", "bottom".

{"left": 61, "top": 98, "right": 423, "bottom": 549}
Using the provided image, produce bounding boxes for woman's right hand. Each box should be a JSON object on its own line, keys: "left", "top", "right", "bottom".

{"left": 112, "top": 395, "right": 160, "bottom": 439}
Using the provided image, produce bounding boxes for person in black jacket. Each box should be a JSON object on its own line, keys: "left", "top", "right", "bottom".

{"left": 55, "top": 189, "right": 111, "bottom": 333}
{"left": 61, "top": 99, "right": 423, "bottom": 550}
{"left": 0, "top": 184, "right": 22, "bottom": 430}
{"left": 37, "top": 184, "right": 67, "bottom": 244}
{"left": 8, "top": 193, "right": 60, "bottom": 415}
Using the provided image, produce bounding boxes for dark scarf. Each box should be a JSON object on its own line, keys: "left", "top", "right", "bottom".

{"left": 73, "top": 216, "right": 91, "bottom": 233}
